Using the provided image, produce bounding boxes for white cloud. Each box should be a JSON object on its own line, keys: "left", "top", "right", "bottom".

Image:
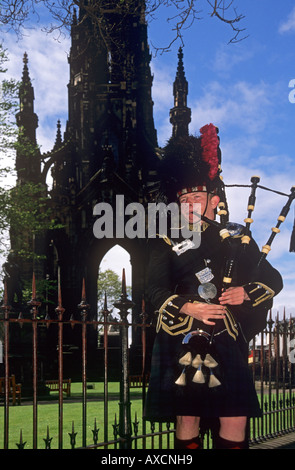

{"left": 151, "top": 60, "right": 175, "bottom": 145}
{"left": 152, "top": 68, "right": 276, "bottom": 147}
{"left": 151, "top": 61, "right": 174, "bottom": 111}
{"left": 211, "top": 43, "right": 259, "bottom": 78}
{"left": 279, "top": 7, "right": 295, "bottom": 34}
{"left": 3, "top": 29, "right": 70, "bottom": 152}
{"left": 190, "top": 79, "right": 273, "bottom": 135}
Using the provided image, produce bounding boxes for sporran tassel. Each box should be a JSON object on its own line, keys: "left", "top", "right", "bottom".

{"left": 175, "top": 369, "right": 186, "bottom": 386}
{"left": 191, "top": 354, "right": 203, "bottom": 368}
{"left": 208, "top": 371, "right": 221, "bottom": 388}
{"left": 179, "top": 351, "right": 192, "bottom": 366}
{"left": 192, "top": 366, "right": 205, "bottom": 384}
{"left": 203, "top": 353, "right": 218, "bottom": 368}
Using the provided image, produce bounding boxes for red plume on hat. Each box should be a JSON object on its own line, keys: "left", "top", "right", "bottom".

{"left": 200, "top": 123, "right": 220, "bottom": 181}
{"left": 157, "top": 123, "right": 221, "bottom": 203}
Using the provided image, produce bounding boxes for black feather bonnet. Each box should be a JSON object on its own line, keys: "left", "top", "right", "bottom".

{"left": 158, "top": 124, "right": 222, "bottom": 203}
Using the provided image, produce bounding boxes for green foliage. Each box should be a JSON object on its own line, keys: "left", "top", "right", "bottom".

{"left": 14, "top": 128, "right": 40, "bottom": 159}
{"left": 0, "top": 43, "right": 19, "bottom": 257}
{"left": 97, "top": 269, "right": 131, "bottom": 316}
{"left": 0, "top": 43, "right": 19, "bottom": 163}
{"left": 0, "top": 180, "right": 63, "bottom": 263}
{"left": 22, "top": 278, "right": 58, "bottom": 306}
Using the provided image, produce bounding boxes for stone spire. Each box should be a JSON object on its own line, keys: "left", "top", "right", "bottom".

{"left": 16, "top": 52, "right": 39, "bottom": 142}
{"left": 15, "top": 53, "right": 41, "bottom": 183}
{"left": 53, "top": 120, "right": 63, "bottom": 150}
{"left": 169, "top": 47, "right": 191, "bottom": 138}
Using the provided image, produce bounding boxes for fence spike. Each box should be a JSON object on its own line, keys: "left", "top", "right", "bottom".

{"left": 69, "top": 314, "right": 75, "bottom": 329}
{"left": 32, "top": 272, "right": 36, "bottom": 300}
{"left": 113, "top": 414, "right": 119, "bottom": 439}
{"left": 17, "top": 311, "right": 24, "bottom": 329}
{"left": 133, "top": 412, "right": 139, "bottom": 436}
{"left": 121, "top": 268, "right": 126, "bottom": 297}
{"left": 44, "top": 312, "right": 51, "bottom": 328}
{"left": 58, "top": 277, "right": 63, "bottom": 309}
{"left": 55, "top": 272, "right": 65, "bottom": 319}
{"left": 78, "top": 278, "right": 90, "bottom": 318}
{"left": 92, "top": 418, "right": 100, "bottom": 445}
{"left": 16, "top": 429, "right": 26, "bottom": 449}
{"left": 140, "top": 295, "right": 148, "bottom": 324}
{"left": 142, "top": 296, "right": 146, "bottom": 315}
{"left": 43, "top": 425, "right": 53, "bottom": 449}
{"left": 28, "top": 272, "right": 41, "bottom": 311}
{"left": 82, "top": 277, "right": 86, "bottom": 301}
{"left": 68, "top": 421, "right": 77, "bottom": 449}
{"left": 104, "top": 291, "right": 108, "bottom": 311}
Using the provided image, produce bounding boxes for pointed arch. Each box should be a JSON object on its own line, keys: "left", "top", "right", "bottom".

{"left": 99, "top": 244, "right": 131, "bottom": 285}
{"left": 98, "top": 244, "right": 132, "bottom": 314}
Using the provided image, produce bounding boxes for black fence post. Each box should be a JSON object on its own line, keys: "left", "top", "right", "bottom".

{"left": 114, "top": 269, "right": 135, "bottom": 450}
{"left": 27, "top": 273, "right": 41, "bottom": 450}
{"left": 78, "top": 278, "right": 90, "bottom": 448}
{"left": 55, "top": 270, "right": 65, "bottom": 449}
{"left": 1, "top": 281, "right": 11, "bottom": 449}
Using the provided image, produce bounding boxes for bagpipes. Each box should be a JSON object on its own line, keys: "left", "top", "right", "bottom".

{"left": 201, "top": 176, "right": 295, "bottom": 283}
{"left": 163, "top": 178, "right": 295, "bottom": 336}
{"left": 175, "top": 178, "right": 295, "bottom": 388}
{"left": 163, "top": 176, "right": 294, "bottom": 333}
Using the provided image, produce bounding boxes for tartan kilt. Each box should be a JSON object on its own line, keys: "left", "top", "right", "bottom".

{"left": 144, "top": 325, "right": 261, "bottom": 423}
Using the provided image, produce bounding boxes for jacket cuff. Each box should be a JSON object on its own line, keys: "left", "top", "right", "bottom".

{"left": 158, "top": 295, "right": 188, "bottom": 321}
{"left": 243, "top": 282, "right": 275, "bottom": 307}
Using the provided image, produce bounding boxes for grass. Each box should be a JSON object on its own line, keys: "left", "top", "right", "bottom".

{"left": 2, "top": 382, "right": 292, "bottom": 449}
{"left": 0, "top": 382, "right": 155, "bottom": 450}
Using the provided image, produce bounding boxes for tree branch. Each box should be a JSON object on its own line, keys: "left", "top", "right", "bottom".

{"left": 0, "top": 0, "right": 247, "bottom": 48}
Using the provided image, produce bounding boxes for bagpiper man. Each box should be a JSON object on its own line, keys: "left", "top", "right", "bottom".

{"left": 144, "top": 124, "right": 283, "bottom": 449}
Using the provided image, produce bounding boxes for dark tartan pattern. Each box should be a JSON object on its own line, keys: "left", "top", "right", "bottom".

{"left": 144, "top": 326, "right": 261, "bottom": 422}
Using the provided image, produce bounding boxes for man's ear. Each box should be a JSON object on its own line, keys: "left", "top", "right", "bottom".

{"left": 210, "top": 195, "right": 220, "bottom": 210}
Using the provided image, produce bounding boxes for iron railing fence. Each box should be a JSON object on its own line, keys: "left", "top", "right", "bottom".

{"left": 249, "top": 311, "right": 295, "bottom": 444}
{"left": 0, "top": 272, "right": 295, "bottom": 449}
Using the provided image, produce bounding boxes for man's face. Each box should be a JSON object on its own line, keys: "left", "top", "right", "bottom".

{"left": 179, "top": 191, "right": 219, "bottom": 223}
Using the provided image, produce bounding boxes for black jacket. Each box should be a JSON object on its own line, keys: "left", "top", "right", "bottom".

{"left": 147, "top": 223, "right": 283, "bottom": 342}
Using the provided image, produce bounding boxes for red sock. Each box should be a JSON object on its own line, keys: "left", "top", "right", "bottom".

{"left": 174, "top": 435, "right": 202, "bottom": 449}
{"left": 215, "top": 435, "right": 248, "bottom": 449}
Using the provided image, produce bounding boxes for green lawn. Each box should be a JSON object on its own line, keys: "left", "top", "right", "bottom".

{"left": 0, "top": 382, "right": 157, "bottom": 449}
{"left": 2, "top": 382, "right": 291, "bottom": 449}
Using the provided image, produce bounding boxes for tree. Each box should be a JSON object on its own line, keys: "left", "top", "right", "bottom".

{"left": 97, "top": 268, "right": 131, "bottom": 319}
{"left": 7, "top": 182, "right": 63, "bottom": 259}
{"left": 0, "top": 0, "right": 247, "bottom": 52}
{"left": 0, "top": 45, "right": 18, "bottom": 156}
{"left": 0, "top": 43, "right": 19, "bottom": 257}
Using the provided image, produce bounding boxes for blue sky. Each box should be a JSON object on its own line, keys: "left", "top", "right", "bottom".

{"left": 1, "top": 0, "right": 295, "bottom": 316}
